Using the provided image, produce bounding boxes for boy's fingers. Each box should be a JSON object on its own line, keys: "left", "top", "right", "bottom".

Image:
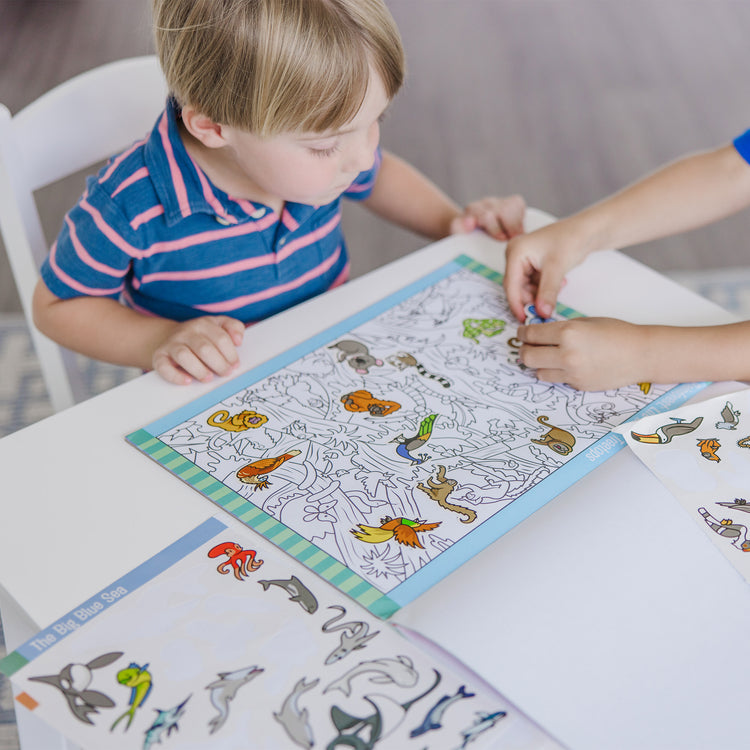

{"left": 217, "top": 316, "right": 246, "bottom": 347}
{"left": 152, "top": 352, "right": 194, "bottom": 385}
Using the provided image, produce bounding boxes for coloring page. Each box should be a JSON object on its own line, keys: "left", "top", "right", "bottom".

{"left": 619, "top": 387, "right": 750, "bottom": 584}
{"left": 1, "top": 517, "right": 563, "bottom": 750}
{"left": 128, "top": 256, "right": 704, "bottom": 614}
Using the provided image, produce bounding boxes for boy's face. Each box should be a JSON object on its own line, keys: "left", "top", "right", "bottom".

{"left": 219, "top": 70, "right": 389, "bottom": 208}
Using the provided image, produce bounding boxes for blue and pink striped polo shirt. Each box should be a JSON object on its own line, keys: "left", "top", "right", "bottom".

{"left": 40, "top": 98, "right": 380, "bottom": 323}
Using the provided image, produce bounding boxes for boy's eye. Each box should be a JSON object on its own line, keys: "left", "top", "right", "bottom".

{"left": 309, "top": 144, "right": 340, "bottom": 158}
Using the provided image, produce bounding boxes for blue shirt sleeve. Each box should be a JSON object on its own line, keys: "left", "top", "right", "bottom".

{"left": 733, "top": 129, "right": 750, "bottom": 165}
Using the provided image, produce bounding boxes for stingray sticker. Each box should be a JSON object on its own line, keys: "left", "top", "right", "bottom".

{"left": 28, "top": 651, "right": 122, "bottom": 725}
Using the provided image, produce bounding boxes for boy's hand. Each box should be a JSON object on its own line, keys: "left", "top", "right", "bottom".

{"left": 152, "top": 316, "right": 245, "bottom": 385}
{"left": 504, "top": 221, "right": 587, "bottom": 322}
{"left": 517, "top": 317, "right": 645, "bottom": 391}
{"left": 450, "top": 195, "right": 526, "bottom": 241}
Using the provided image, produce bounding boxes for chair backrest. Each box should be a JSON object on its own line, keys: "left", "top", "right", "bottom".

{"left": 0, "top": 55, "right": 167, "bottom": 412}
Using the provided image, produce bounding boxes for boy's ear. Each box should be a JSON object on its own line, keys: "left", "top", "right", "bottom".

{"left": 181, "top": 107, "right": 227, "bottom": 149}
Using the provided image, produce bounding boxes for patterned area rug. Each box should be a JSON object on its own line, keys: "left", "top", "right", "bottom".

{"left": 0, "top": 268, "right": 749, "bottom": 750}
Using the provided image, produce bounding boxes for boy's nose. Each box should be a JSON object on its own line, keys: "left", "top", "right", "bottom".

{"left": 342, "top": 143, "right": 376, "bottom": 174}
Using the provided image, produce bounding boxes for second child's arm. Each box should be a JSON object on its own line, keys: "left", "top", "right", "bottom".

{"left": 363, "top": 150, "right": 525, "bottom": 240}
{"left": 517, "top": 317, "right": 750, "bottom": 391}
{"left": 32, "top": 281, "right": 244, "bottom": 385}
{"left": 504, "top": 144, "right": 750, "bottom": 321}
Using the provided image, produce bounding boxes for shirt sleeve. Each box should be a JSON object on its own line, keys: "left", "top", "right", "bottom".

{"left": 342, "top": 147, "right": 382, "bottom": 201}
{"left": 40, "top": 176, "right": 136, "bottom": 301}
{"left": 733, "top": 129, "right": 750, "bottom": 165}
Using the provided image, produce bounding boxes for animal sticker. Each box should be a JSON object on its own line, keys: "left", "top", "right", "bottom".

{"left": 698, "top": 508, "right": 750, "bottom": 552}
{"left": 410, "top": 684, "right": 475, "bottom": 738}
{"left": 28, "top": 652, "right": 122, "bottom": 725}
{"left": 531, "top": 415, "right": 576, "bottom": 456}
{"left": 462, "top": 318, "right": 505, "bottom": 343}
{"left": 236, "top": 449, "right": 301, "bottom": 491}
{"left": 207, "top": 541, "right": 263, "bottom": 580}
{"left": 273, "top": 677, "right": 319, "bottom": 750}
{"left": 417, "top": 465, "right": 476, "bottom": 523}
{"left": 697, "top": 438, "right": 721, "bottom": 462}
{"left": 715, "top": 401, "right": 740, "bottom": 430}
{"left": 206, "top": 665, "right": 264, "bottom": 734}
{"left": 324, "top": 655, "right": 419, "bottom": 696}
{"left": 630, "top": 416, "right": 703, "bottom": 444}
{"left": 458, "top": 710, "right": 507, "bottom": 748}
{"left": 258, "top": 575, "right": 319, "bottom": 614}
{"left": 143, "top": 695, "right": 190, "bottom": 750}
{"left": 351, "top": 516, "right": 442, "bottom": 549}
{"left": 110, "top": 662, "right": 153, "bottom": 732}
{"left": 329, "top": 340, "right": 383, "bottom": 374}
{"left": 321, "top": 606, "right": 379, "bottom": 665}
{"left": 207, "top": 409, "right": 268, "bottom": 432}
{"left": 340, "top": 390, "right": 401, "bottom": 417}
{"left": 386, "top": 351, "right": 451, "bottom": 388}
{"left": 392, "top": 414, "right": 437, "bottom": 465}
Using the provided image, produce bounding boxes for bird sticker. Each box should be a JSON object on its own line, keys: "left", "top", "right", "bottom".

{"left": 392, "top": 414, "right": 437, "bottom": 465}
{"left": 236, "top": 450, "right": 301, "bottom": 491}
{"left": 351, "top": 516, "right": 441, "bottom": 549}
{"left": 715, "top": 401, "right": 740, "bottom": 430}
{"left": 630, "top": 416, "right": 703, "bottom": 444}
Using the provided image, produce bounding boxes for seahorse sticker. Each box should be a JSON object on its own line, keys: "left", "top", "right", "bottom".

{"left": 417, "top": 465, "right": 476, "bottom": 523}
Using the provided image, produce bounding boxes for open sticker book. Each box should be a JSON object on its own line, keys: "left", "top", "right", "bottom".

{"left": 0, "top": 516, "right": 564, "bottom": 750}
{"left": 126, "top": 255, "right": 705, "bottom": 615}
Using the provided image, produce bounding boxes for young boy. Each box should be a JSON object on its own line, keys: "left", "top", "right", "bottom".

{"left": 504, "top": 133, "right": 750, "bottom": 391}
{"left": 32, "top": 0, "right": 526, "bottom": 385}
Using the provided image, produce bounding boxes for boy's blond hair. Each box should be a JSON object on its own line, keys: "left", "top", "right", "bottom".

{"left": 153, "top": 0, "right": 405, "bottom": 136}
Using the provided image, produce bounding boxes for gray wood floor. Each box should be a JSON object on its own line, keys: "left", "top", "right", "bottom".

{"left": 2, "top": 0, "right": 750, "bottom": 314}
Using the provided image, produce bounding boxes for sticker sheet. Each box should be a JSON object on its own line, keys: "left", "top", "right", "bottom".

{"left": 127, "top": 256, "right": 705, "bottom": 615}
{"left": 619, "top": 387, "right": 750, "bottom": 583}
{"left": 0, "top": 517, "right": 563, "bottom": 750}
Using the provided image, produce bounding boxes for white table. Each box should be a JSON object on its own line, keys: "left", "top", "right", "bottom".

{"left": 2, "top": 208, "right": 749, "bottom": 750}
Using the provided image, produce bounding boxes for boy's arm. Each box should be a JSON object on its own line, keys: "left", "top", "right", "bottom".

{"left": 517, "top": 317, "right": 750, "bottom": 391}
{"left": 505, "top": 144, "right": 750, "bottom": 321}
{"left": 32, "top": 281, "right": 244, "bottom": 384}
{"left": 362, "top": 150, "right": 525, "bottom": 240}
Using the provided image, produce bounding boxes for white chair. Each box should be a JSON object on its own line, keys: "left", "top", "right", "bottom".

{"left": 0, "top": 56, "right": 167, "bottom": 412}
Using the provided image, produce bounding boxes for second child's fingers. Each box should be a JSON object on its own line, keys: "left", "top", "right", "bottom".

{"left": 217, "top": 316, "right": 246, "bottom": 347}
